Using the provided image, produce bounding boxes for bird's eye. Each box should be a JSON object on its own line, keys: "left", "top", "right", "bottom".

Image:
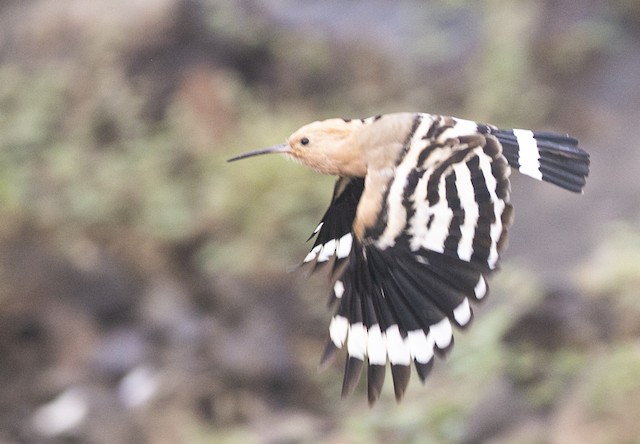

{"left": 300, "top": 137, "right": 309, "bottom": 146}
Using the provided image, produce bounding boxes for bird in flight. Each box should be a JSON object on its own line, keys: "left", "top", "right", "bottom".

{"left": 228, "top": 112, "right": 590, "bottom": 405}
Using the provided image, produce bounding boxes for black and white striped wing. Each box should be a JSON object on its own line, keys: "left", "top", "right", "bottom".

{"left": 317, "top": 115, "right": 513, "bottom": 404}
{"left": 308, "top": 114, "right": 589, "bottom": 405}
{"left": 303, "top": 176, "right": 364, "bottom": 273}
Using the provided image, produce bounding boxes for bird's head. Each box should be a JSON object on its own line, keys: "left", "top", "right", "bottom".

{"left": 228, "top": 118, "right": 368, "bottom": 177}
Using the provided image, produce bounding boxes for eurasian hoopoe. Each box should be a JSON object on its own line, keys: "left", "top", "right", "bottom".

{"left": 228, "top": 112, "right": 590, "bottom": 405}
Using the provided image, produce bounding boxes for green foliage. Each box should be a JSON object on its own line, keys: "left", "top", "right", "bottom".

{"left": 576, "top": 222, "right": 640, "bottom": 337}
{"left": 578, "top": 222, "right": 640, "bottom": 295}
{"left": 584, "top": 345, "right": 640, "bottom": 416}
{"left": 0, "top": 61, "right": 332, "bottom": 274}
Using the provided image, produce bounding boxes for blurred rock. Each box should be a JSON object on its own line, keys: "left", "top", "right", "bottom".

{"left": 76, "top": 385, "right": 143, "bottom": 444}
{"left": 1, "top": 236, "right": 141, "bottom": 324}
{"left": 463, "top": 287, "right": 619, "bottom": 443}
{"left": 251, "top": 409, "right": 327, "bottom": 444}
{"left": 460, "top": 377, "right": 531, "bottom": 444}
{"left": 1, "top": 0, "right": 179, "bottom": 60}
{"left": 216, "top": 307, "right": 296, "bottom": 384}
{"left": 118, "top": 365, "right": 161, "bottom": 409}
{"left": 550, "top": 345, "right": 640, "bottom": 443}
{"left": 91, "top": 328, "right": 150, "bottom": 378}
{"left": 31, "top": 387, "right": 88, "bottom": 439}
{"left": 215, "top": 282, "right": 300, "bottom": 385}
{"left": 140, "top": 275, "right": 192, "bottom": 335}
{"left": 502, "top": 288, "right": 613, "bottom": 351}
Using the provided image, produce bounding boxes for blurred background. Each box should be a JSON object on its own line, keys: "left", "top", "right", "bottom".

{"left": 1, "top": 0, "right": 639, "bottom": 442}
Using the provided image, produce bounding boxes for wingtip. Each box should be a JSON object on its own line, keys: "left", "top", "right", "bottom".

{"left": 434, "top": 335, "right": 455, "bottom": 358}
{"left": 318, "top": 341, "right": 339, "bottom": 372}
{"left": 390, "top": 364, "right": 411, "bottom": 402}
{"left": 415, "top": 359, "right": 434, "bottom": 384}
{"left": 341, "top": 357, "right": 364, "bottom": 398}
{"left": 367, "top": 364, "right": 386, "bottom": 406}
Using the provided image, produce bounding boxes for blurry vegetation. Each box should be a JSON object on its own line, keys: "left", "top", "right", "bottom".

{"left": 0, "top": 0, "right": 639, "bottom": 443}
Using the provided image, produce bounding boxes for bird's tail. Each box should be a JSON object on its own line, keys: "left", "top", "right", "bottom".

{"left": 494, "top": 129, "right": 590, "bottom": 193}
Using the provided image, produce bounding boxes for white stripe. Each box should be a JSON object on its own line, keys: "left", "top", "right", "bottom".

{"left": 474, "top": 277, "right": 487, "bottom": 300}
{"left": 430, "top": 318, "right": 453, "bottom": 349}
{"left": 407, "top": 166, "right": 431, "bottom": 251}
{"left": 411, "top": 172, "right": 453, "bottom": 253}
{"left": 317, "top": 239, "right": 336, "bottom": 262}
{"left": 313, "top": 222, "right": 323, "bottom": 234}
{"left": 453, "top": 298, "right": 472, "bottom": 326}
{"left": 336, "top": 233, "right": 352, "bottom": 259}
{"left": 385, "top": 325, "right": 411, "bottom": 365}
{"left": 377, "top": 116, "right": 435, "bottom": 250}
{"left": 367, "top": 324, "right": 387, "bottom": 365}
{"left": 513, "top": 129, "right": 543, "bottom": 180}
{"left": 407, "top": 329, "right": 434, "bottom": 364}
{"left": 303, "top": 245, "right": 321, "bottom": 263}
{"left": 408, "top": 119, "right": 482, "bottom": 253}
{"left": 347, "top": 323, "right": 367, "bottom": 360}
{"left": 477, "top": 152, "right": 504, "bottom": 269}
{"left": 445, "top": 118, "right": 480, "bottom": 139}
{"left": 333, "top": 280, "right": 345, "bottom": 299}
{"left": 453, "top": 160, "right": 480, "bottom": 261}
{"left": 329, "top": 315, "right": 349, "bottom": 348}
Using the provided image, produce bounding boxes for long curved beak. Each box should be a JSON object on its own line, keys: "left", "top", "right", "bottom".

{"left": 227, "top": 144, "right": 292, "bottom": 162}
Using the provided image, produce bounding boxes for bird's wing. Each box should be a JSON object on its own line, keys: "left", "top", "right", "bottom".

{"left": 307, "top": 114, "right": 589, "bottom": 405}
{"left": 317, "top": 114, "right": 514, "bottom": 404}
{"left": 302, "top": 176, "right": 364, "bottom": 274}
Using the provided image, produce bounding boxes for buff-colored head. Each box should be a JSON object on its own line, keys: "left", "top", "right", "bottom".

{"left": 228, "top": 118, "right": 368, "bottom": 177}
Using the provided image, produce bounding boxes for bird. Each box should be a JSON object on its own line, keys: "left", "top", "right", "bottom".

{"left": 228, "top": 112, "right": 590, "bottom": 405}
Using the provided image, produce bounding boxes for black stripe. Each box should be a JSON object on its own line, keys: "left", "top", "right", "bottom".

{"left": 418, "top": 248, "right": 486, "bottom": 293}
{"left": 532, "top": 131, "right": 579, "bottom": 147}
{"left": 391, "top": 364, "right": 411, "bottom": 401}
{"left": 425, "top": 146, "right": 474, "bottom": 207}
{"left": 417, "top": 142, "right": 443, "bottom": 167}
{"left": 342, "top": 357, "right": 364, "bottom": 397}
{"left": 476, "top": 123, "right": 492, "bottom": 135}
{"left": 368, "top": 364, "right": 386, "bottom": 405}
{"left": 310, "top": 177, "right": 363, "bottom": 247}
{"left": 430, "top": 117, "right": 454, "bottom": 140}
{"left": 402, "top": 167, "right": 423, "bottom": 226}
{"left": 539, "top": 153, "right": 590, "bottom": 176}
{"left": 367, "top": 248, "right": 422, "bottom": 332}
{"left": 443, "top": 171, "right": 463, "bottom": 258}
{"left": 468, "top": 156, "right": 491, "bottom": 203}
{"left": 389, "top": 247, "right": 464, "bottom": 323}
{"left": 493, "top": 129, "right": 589, "bottom": 193}
{"left": 395, "top": 114, "right": 423, "bottom": 166}
{"left": 423, "top": 119, "right": 440, "bottom": 140}
{"left": 468, "top": 155, "right": 493, "bottom": 267}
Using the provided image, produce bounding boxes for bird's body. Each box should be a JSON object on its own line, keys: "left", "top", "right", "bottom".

{"left": 229, "top": 112, "right": 589, "bottom": 405}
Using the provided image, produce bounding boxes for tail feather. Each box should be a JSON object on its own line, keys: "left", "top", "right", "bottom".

{"left": 494, "top": 129, "right": 590, "bottom": 193}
